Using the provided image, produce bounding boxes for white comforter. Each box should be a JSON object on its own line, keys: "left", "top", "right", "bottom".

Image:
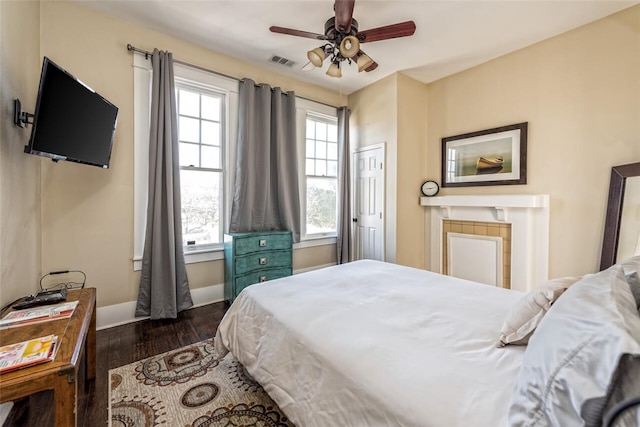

{"left": 215, "top": 260, "right": 526, "bottom": 427}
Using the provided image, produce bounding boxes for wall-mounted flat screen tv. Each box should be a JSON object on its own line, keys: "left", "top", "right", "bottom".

{"left": 24, "top": 57, "right": 118, "bottom": 169}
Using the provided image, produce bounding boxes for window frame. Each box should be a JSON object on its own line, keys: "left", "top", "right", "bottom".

{"left": 175, "top": 79, "right": 227, "bottom": 252}
{"left": 295, "top": 98, "right": 339, "bottom": 242}
{"left": 133, "top": 56, "right": 238, "bottom": 271}
{"left": 133, "top": 57, "right": 338, "bottom": 271}
{"left": 303, "top": 113, "right": 339, "bottom": 239}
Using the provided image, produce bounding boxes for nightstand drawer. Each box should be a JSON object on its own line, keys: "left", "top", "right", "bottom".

{"left": 235, "top": 250, "right": 292, "bottom": 274}
{"left": 233, "top": 232, "right": 292, "bottom": 256}
{"left": 235, "top": 267, "right": 292, "bottom": 293}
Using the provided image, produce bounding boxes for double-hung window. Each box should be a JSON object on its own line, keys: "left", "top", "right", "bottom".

{"left": 133, "top": 56, "right": 238, "bottom": 270}
{"left": 304, "top": 114, "right": 338, "bottom": 238}
{"left": 295, "top": 98, "right": 339, "bottom": 242}
{"left": 134, "top": 54, "right": 339, "bottom": 269}
{"left": 176, "top": 82, "right": 225, "bottom": 250}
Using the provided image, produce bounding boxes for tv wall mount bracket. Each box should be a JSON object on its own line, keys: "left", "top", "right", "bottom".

{"left": 13, "top": 99, "right": 35, "bottom": 128}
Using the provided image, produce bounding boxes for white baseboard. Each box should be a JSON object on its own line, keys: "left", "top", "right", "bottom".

{"left": 97, "top": 284, "right": 224, "bottom": 330}
{"left": 96, "top": 262, "right": 336, "bottom": 330}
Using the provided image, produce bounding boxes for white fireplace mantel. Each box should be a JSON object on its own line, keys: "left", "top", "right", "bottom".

{"left": 421, "top": 194, "right": 550, "bottom": 292}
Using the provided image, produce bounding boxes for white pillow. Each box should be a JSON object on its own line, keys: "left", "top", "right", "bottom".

{"left": 627, "top": 271, "right": 640, "bottom": 310}
{"left": 620, "top": 255, "right": 640, "bottom": 311}
{"left": 507, "top": 265, "right": 640, "bottom": 426}
{"left": 497, "top": 276, "right": 581, "bottom": 347}
{"left": 619, "top": 254, "right": 640, "bottom": 276}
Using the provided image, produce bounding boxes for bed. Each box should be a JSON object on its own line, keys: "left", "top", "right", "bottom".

{"left": 214, "top": 258, "right": 640, "bottom": 426}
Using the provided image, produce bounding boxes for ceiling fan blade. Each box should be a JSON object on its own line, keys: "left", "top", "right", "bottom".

{"left": 270, "top": 26, "right": 328, "bottom": 41}
{"left": 356, "top": 21, "right": 416, "bottom": 43}
{"left": 364, "top": 61, "right": 378, "bottom": 72}
{"left": 334, "top": 0, "right": 355, "bottom": 33}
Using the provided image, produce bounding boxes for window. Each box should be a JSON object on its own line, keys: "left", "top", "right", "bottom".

{"left": 295, "top": 98, "right": 339, "bottom": 242}
{"left": 176, "top": 82, "right": 225, "bottom": 250}
{"left": 304, "top": 114, "right": 338, "bottom": 238}
{"left": 133, "top": 56, "right": 238, "bottom": 270}
{"left": 134, "top": 56, "right": 337, "bottom": 270}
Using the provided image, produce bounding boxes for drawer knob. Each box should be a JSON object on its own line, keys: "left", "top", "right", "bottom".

{"left": 259, "top": 239, "right": 267, "bottom": 247}
{"left": 259, "top": 257, "right": 267, "bottom": 265}
{"left": 259, "top": 276, "right": 267, "bottom": 282}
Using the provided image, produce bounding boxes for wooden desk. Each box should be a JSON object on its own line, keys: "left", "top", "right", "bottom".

{"left": 0, "top": 288, "right": 96, "bottom": 426}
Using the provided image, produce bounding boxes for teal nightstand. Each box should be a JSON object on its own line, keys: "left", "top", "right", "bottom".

{"left": 223, "top": 230, "right": 292, "bottom": 303}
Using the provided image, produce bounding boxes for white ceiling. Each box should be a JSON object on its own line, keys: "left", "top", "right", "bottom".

{"left": 78, "top": 0, "right": 638, "bottom": 94}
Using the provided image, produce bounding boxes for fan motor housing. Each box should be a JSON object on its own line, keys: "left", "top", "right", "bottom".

{"left": 324, "top": 17, "right": 359, "bottom": 41}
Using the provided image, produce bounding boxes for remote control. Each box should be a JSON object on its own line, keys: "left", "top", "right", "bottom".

{"left": 12, "top": 289, "right": 67, "bottom": 310}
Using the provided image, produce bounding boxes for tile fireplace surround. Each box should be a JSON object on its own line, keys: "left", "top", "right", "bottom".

{"left": 420, "top": 195, "right": 549, "bottom": 293}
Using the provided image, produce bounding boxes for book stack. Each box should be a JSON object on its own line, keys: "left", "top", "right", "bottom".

{"left": 0, "top": 301, "right": 78, "bottom": 328}
{"left": 0, "top": 335, "right": 59, "bottom": 374}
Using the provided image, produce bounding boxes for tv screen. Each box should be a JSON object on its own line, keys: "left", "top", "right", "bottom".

{"left": 24, "top": 57, "right": 118, "bottom": 168}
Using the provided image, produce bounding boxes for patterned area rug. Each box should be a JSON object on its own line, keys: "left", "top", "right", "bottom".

{"left": 109, "top": 338, "right": 294, "bottom": 427}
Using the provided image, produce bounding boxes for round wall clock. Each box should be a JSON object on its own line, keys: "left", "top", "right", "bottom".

{"left": 421, "top": 180, "right": 440, "bottom": 197}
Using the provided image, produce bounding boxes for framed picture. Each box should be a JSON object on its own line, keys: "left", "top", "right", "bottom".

{"left": 441, "top": 122, "right": 527, "bottom": 187}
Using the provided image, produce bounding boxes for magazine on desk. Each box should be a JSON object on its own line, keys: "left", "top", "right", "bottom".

{"left": 0, "top": 301, "right": 78, "bottom": 328}
{"left": 0, "top": 335, "right": 59, "bottom": 374}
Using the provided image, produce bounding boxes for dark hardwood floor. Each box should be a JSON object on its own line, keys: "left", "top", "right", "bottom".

{"left": 3, "top": 301, "right": 228, "bottom": 426}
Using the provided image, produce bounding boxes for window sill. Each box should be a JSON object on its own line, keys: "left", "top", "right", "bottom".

{"left": 294, "top": 236, "right": 336, "bottom": 249}
{"left": 133, "top": 247, "right": 224, "bottom": 271}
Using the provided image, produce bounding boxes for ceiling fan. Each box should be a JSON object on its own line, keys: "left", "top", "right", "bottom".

{"left": 269, "top": 0, "right": 416, "bottom": 78}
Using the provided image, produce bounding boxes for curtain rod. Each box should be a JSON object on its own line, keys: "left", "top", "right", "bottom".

{"left": 126, "top": 44, "right": 340, "bottom": 109}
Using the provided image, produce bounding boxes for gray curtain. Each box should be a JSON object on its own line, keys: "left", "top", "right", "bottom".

{"left": 230, "top": 78, "right": 301, "bottom": 242}
{"left": 336, "top": 106, "right": 352, "bottom": 264}
{"left": 136, "top": 49, "right": 193, "bottom": 319}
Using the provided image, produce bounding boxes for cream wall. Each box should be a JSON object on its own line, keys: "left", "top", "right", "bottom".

{"left": 425, "top": 5, "right": 640, "bottom": 278}
{"left": 348, "top": 73, "right": 428, "bottom": 268}
{"left": 0, "top": 1, "right": 42, "bottom": 307}
{"left": 0, "top": 0, "right": 344, "bottom": 309}
{"left": 396, "top": 74, "right": 428, "bottom": 268}
{"left": 348, "top": 75, "right": 398, "bottom": 262}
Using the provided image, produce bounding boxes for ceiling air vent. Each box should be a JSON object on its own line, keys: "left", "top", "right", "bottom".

{"left": 269, "top": 55, "right": 296, "bottom": 67}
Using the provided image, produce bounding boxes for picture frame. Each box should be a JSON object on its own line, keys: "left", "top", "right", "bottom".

{"left": 441, "top": 122, "right": 527, "bottom": 187}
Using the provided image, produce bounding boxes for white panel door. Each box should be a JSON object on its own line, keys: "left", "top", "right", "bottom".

{"left": 353, "top": 145, "right": 384, "bottom": 261}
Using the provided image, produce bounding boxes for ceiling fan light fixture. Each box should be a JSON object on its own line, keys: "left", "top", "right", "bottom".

{"left": 339, "top": 35, "right": 360, "bottom": 58}
{"left": 356, "top": 52, "right": 374, "bottom": 72}
{"left": 270, "top": 0, "right": 417, "bottom": 78}
{"left": 307, "top": 47, "right": 326, "bottom": 67}
{"left": 326, "top": 62, "right": 342, "bottom": 78}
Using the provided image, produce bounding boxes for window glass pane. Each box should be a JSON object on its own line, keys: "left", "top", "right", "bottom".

{"left": 201, "top": 95, "right": 220, "bottom": 121}
{"left": 315, "top": 122, "right": 327, "bottom": 141}
{"left": 316, "top": 141, "right": 327, "bottom": 159}
{"left": 306, "top": 119, "right": 315, "bottom": 139}
{"left": 201, "top": 121, "right": 220, "bottom": 146}
{"left": 306, "top": 140, "right": 315, "bottom": 158}
{"left": 179, "top": 116, "right": 200, "bottom": 143}
{"left": 306, "top": 177, "right": 337, "bottom": 235}
{"left": 179, "top": 89, "right": 200, "bottom": 117}
{"left": 304, "top": 113, "right": 338, "bottom": 239}
{"left": 327, "top": 142, "right": 337, "bottom": 160}
{"left": 180, "top": 170, "right": 222, "bottom": 245}
{"left": 201, "top": 146, "right": 220, "bottom": 169}
{"left": 327, "top": 160, "right": 337, "bottom": 177}
{"left": 327, "top": 124, "right": 338, "bottom": 142}
{"left": 306, "top": 158, "right": 315, "bottom": 175}
{"left": 179, "top": 143, "right": 200, "bottom": 167}
{"left": 315, "top": 159, "right": 327, "bottom": 176}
